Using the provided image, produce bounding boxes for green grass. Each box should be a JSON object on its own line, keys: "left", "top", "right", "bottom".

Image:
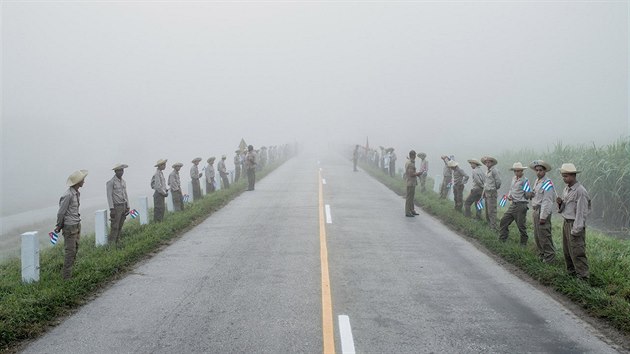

{"left": 0, "top": 161, "right": 285, "bottom": 352}
{"left": 362, "top": 162, "right": 630, "bottom": 336}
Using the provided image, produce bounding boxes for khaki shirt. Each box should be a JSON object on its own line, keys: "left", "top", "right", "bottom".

{"left": 484, "top": 167, "right": 501, "bottom": 191}
{"left": 218, "top": 160, "right": 228, "bottom": 175}
{"left": 404, "top": 159, "right": 418, "bottom": 186}
{"left": 190, "top": 165, "right": 201, "bottom": 180}
{"left": 471, "top": 167, "right": 485, "bottom": 190}
{"left": 106, "top": 176, "right": 128, "bottom": 209}
{"left": 531, "top": 176, "right": 554, "bottom": 219}
{"left": 442, "top": 162, "right": 451, "bottom": 181}
{"left": 234, "top": 155, "right": 241, "bottom": 168}
{"left": 56, "top": 187, "right": 81, "bottom": 227}
{"left": 245, "top": 151, "right": 257, "bottom": 170}
{"left": 152, "top": 169, "right": 167, "bottom": 195}
{"left": 419, "top": 159, "right": 428, "bottom": 176}
{"left": 508, "top": 176, "right": 528, "bottom": 203}
{"left": 206, "top": 164, "right": 215, "bottom": 182}
{"left": 560, "top": 182, "right": 590, "bottom": 234}
{"left": 168, "top": 170, "right": 181, "bottom": 192}
{"left": 451, "top": 167, "right": 469, "bottom": 186}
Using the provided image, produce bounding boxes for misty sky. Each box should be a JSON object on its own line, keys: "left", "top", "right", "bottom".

{"left": 1, "top": 1, "right": 628, "bottom": 216}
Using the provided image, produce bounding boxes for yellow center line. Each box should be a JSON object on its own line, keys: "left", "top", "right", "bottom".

{"left": 319, "top": 169, "right": 336, "bottom": 354}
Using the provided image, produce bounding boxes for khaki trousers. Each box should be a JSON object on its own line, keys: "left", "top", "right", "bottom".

{"left": 464, "top": 188, "right": 483, "bottom": 219}
{"left": 439, "top": 176, "right": 451, "bottom": 199}
{"left": 206, "top": 179, "right": 216, "bottom": 194}
{"left": 153, "top": 191, "right": 165, "bottom": 222}
{"left": 562, "top": 219, "right": 589, "bottom": 278}
{"left": 418, "top": 175, "right": 427, "bottom": 192}
{"left": 235, "top": 166, "right": 241, "bottom": 182}
{"left": 499, "top": 202, "right": 529, "bottom": 244}
{"left": 62, "top": 223, "right": 81, "bottom": 279}
{"left": 533, "top": 208, "right": 555, "bottom": 262}
{"left": 453, "top": 184, "right": 464, "bottom": 212}
{"left": 192, "top": 179, "right": 201, "bottom": 200}
{"left": 109, "top": 203, "right": 127, "bottom": 245}
{"left": 220, "top": 172, "right": 230, "bottom": 189}
{"left": 405, "top": 185, "right": 416, "bottom": 215}
{"left": 172, "top": 189, "right": 184, "bottom": 211}
{"left": 485, "top": 190, "right": 498, "bottom": 230}
{"left": 247, "top": 168, "right": 256, "bottom": 190}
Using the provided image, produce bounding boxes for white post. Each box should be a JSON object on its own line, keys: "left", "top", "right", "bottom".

{"left": 166, "top": 192, "right": 174, "bottom": 212}
{"left": 201, "top": 180, "right": 206, "bottom": 195}
{"left": 21, "top": 231, "right": 39, "bottom": 283}
{"left": 138, "top": 196, "right": 149, "bottom": 225}
{"left": 188, "top": 181, "right": 194, "bottom": 201}
{"left": 95, "top": 209, "right": 108, "bottom": 246}
{"left": 434, "top": 175, "right": 442, "bottom": 194}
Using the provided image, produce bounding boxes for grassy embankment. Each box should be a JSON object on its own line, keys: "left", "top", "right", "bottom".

{"left": 0, "top": 160, "right": 285, "bottom": 351}
{"left": 361, "top": 162, "right": 630, "bottom": 336}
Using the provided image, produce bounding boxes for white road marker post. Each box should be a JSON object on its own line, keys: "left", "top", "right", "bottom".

{"left": 95, "top": 209, "right": 108, "bottom": 246}
{"left": 166, "top": 192, "right": 174, "bottom": 212}
{"left": 138, "top": 196, "right": 149, "bottom": 225}
{"left": 188, "top": 181, "right": 194, "bottom": 202}
{"left": 21, "top": 231, "right": 40, "bottom": 283}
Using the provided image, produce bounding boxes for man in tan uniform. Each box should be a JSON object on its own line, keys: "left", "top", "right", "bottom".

{"left": 417, "top": 152, "right": 428, "bottom": 192}
{"left": 557, "top": 163, "right": 591, "bottom": 279}
{"left": 439, "top": 155, "right": 453, "bottom": 199}
{"left": 404, "top": 150, "right": 422, "bottom": 217}
{"left": 151, "top": 159, "right": 168, "bottom": 222}
{"left": 482, "top": 156, "right": 501, "bottom": 230}
{"left": 234, "top": 150, "right": 242, "bottom": 182}
{"left": 499, "top": 162, "right": 530, "bottom": 245}
{"left": 190, "top": 157, "right": 203, "bottom": 201}
{"left": 530, "top": 160, "right": 556, "bottom": 263}
{"left": 464, "top": 159, "right": 485, "bottom": 219}
{"left": 218, "top": 155, "right": 230, "bottom": 189}
{"left": 169, "top": 162, "right": 184, "bottom": 211}
{"left": 106, "top": 164, "right": 129, "bottom": 246}
{"left": 448, "top": 160, "right": 469, "bottom": 213}
{"left": 55, "top": 169, "right": 88, "bottom": 279}
{"left": 206, "top": 157, "right": 216, "bottom": 194}
{"left": 245, "top": 145, "right": 257, "bottom": 191}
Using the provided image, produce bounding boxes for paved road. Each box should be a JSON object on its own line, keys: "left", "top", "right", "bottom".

{"left": 22, "top": 149, "right": 619, "bottom": 353}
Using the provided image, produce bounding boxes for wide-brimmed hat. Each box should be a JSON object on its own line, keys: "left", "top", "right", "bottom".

{"left": 221, "top": 155, "right": 226, "bottom": 159}
{"left": 172, "top": 162, "right": 183, "bottom": 168}
{"left": 467, "top": 159, "right": 482, "bottom": 166}
{"left": 191, "top": 157, "right": 202, "bottom": 163}
{"left": 481, "top": 156, "right": 498, "bottom": 166}
{"left": 529, "top": 160, "right": 552, "bottom": 171}
{"left": 418, "top": 152, "right": 426, "bottom": 158}
{"left": 66, "top": 170, "right": 88, "bottom": 187}
{"left": 112, "top": 163, "right": 128, "bottom": 171}
{"left": 509, "top": 162, "right": 526, "bottom": 171}
{"left": 409, "top": 150, "right": 417, "bottom": 157}
{"left": 154, "top": 159, "right": 167, "bottom": 167}
{"left": 207, "top": 157, "right": 216, "bottom": 163}
{"left": 559, "top": 163, "right": 581, "bottom": 174}
{"left": 447, "top": 160, "right": 458, "bottom": 168}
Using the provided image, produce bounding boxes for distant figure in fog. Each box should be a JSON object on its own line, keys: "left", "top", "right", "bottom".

{"left": 418, "top": 152, "right": 428, "bottom": 192}
{"left": 448, "top": 160, "right": 469, "bottom": 213}
{"left": 218, "top": 155, "right": 230, "bottom": 189}
{"left": 151, "top": 159, "right": 168, "bottom": 222}
{"left": 55, "top": 169, "right": 88, "bottom": 279}
{"left": 464, "top": 159, "right": 485, "bottom": 220}
{"left": 404, "top": 150, "right": 422, "bottom": 217}
{"left": 353, "top": 145, "right": 359, "bottom": 172}
{"left": 234, "top": 150, "right": 241, "bottom": 183}
{"left": 169, "top": 163, "right": 184, "bottom": 211}
{"left": 439, "top": 155, "right": 453, "bottom": 199}
{"left": 389, "top": 148, "right": 397, "bottom": 178}
{"left": 106, "top": 163, "right": 129, "bottom": 246}
{"left": 206, "top": 157, "right": 216, "bottom": 194}
{"left": 245, "top": 145, "right": 257, "bottom": 191}
{"left": 190, "top": 157, "right": 203, "bottom": 201}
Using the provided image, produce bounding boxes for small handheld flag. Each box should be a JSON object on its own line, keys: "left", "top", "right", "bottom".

{"left": 476, "top": 198, "right": 484, "bottom": 210}
{"left": 49, "top": 231, "right": 59, "bottom": 245}
{"left": 540, "top": 179, "right": 554, "bottom": 192}
{"left": 129, "top": 209, "right": 140, "bottom": 219}
{"left": 522, "top": 179, "right": 532, "bottom": 193}
{"left": 499, "top": 195, "right": 508, "bottom": 207}
{"left": 183, "top": 194, "right": 190, "bottom": 203}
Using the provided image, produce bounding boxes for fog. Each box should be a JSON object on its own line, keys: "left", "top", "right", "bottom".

{"left": 1, "top": 2, "right": 628, "bottom": 226}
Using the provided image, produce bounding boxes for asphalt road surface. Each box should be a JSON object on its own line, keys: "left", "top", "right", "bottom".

{"left": 22, "top": 149, "right": 620, "bottom": 354}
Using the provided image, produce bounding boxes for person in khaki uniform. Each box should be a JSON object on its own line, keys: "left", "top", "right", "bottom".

{"left": 245, "top": 145, "right": 257, "bottom": 191}
{"left": 190, "top": 157, "right": 203, "bottom": 201}
{"left": 234, "top": 150, "right": 242, "bottom": 182}
{"left": 557, "top": 163, "right": 591, "bottom": 280}
{"left": 55, "top": 169, "right": 88, "bottom": 279}
{"left": 439, "top": 155, "right": 453, "bottom": 199}
{"left": 206, "top": 157, "right": 216, "bottom": 194}
{"left": 530, "top": 160, "right": 556, "bottom": 263}
{"left": 499, "top": 162, "right": 530, "bottom": 245}
{"left": 389, "top": 148, "right": 397, "bottom": 177}
{"left": 464, "top": 159, "right": 485, "bottom": 219}
{"left": 106, "top": 164, "right": 129, "bottom": 246}
{"left": 417, "top": 152, "right": 428, "bottom": 192}
{"left": 151, "top": 159, "right": 168, "bottom": 222}
{"left": 481, "top": 156, "right": 501, "bottom": 230}
{"left": 404, "top": 150, "right": 422, "bottom": 217}
{"left": 169, "top": 163, "right": 184, "bottom": 211}
{"left": 218, "top": 155, "right": 230, "bottom": 189}
{"left": 353, "top": 145, "right": 359, "bottom": 172}
{"left": 447, "top": 160, "right": 469, "bottom": 212}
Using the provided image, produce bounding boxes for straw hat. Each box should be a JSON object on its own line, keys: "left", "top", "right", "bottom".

{"left": 172, "top": 162, "right": 183, "bottom": 168}
{"left": 467, "top": 159, "right": 482, "bottom": 166}
{"left": 559, "top": 163, "right": 581, "bottom": 174}
{"left": 418, "top": 152, "right": 426, "bottom": 158}
{"left": 66, "top": 170, "right": 88, "bottom": 187}
{"left": 481, "top": 156, "right": 498, "bottom": 166}
{"left": 191, "top": 157, "right": 202, "bottom": 163}
{"left": 207, "top": 157, "right": 216, "bottom": 163}
{"left": 509, "top": 162, "right": 526, "bottom": 171}
{"left": 447, "top": 160, "right": 459, "bottom": 168}
{"left": 529, "top": 160, "right": 552, "bottom": 171}
{"left": 112, "top": 163, "right": 128, "bottom": 171}
{"left": 154, "top": 159, "right": 167, "bottom": 167}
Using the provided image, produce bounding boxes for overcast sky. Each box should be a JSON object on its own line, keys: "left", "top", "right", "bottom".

{"left": 1, "top": 1, "right": 628, "bottom": 216}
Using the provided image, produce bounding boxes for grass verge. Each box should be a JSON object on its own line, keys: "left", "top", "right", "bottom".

{"left": 0, "top": 161, "right": 286, "bottom": 352}
{"left": 361, "top": 162, "right": 630, "bottom": 337}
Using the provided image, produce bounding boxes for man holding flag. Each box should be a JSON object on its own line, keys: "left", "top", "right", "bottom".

{"left": 530, "top": 160, "right": 556, "bottom": 263}
{"left": 499, "top": 162, "right": 531, "bottom": 245}
{"left": 464, "top": 159, "right": 485, "bottom": 219}
{"left": 482, "top": 156, "right": 502, "bottom": 230}
{"left": 55, "top": 169, "right": 88, "bottom": 279}
{"left": 106, "top": 163, "right": 129, "bottom": 246}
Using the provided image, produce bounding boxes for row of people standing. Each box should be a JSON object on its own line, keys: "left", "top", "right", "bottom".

{"left": 353, "top": 145, "right": 398, "bottom": 177}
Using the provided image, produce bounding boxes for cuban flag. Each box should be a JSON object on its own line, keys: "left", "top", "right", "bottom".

{"left": 499, "top": 195, "right": 508, "bottom": 207}
{"left": 541, "top": 179, "right": 554, "bottom": 192}
{"left": 129, "top": 209, "right": 140, "bottom": 219}
{"left": 183, "top": 194, "right": 190, "bottom": 203}
{"left": 476, "top": 198, "right": 484, "bottom": 210}
{"left": 522, "top": 179, "right": 532, "bottom": 193}
{"left": 49, "top": 231, "right": 59, "bottom": 245}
